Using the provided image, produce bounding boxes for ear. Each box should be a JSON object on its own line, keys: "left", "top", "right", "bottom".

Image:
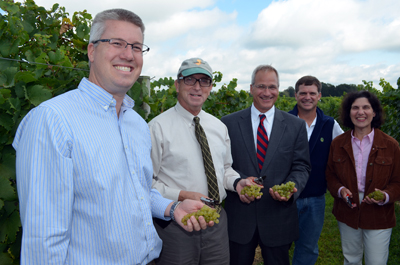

{"left": 317, "top": 92, "right": 322, "bottom": 101}
{"left": 87, "top": 43, "right": 95, "bottom": 63}
{"left": 250, "top": 85, "right": 254, "bottom": 96}
{"left": 174, "top": 79, "right": 180, "bottom": 93}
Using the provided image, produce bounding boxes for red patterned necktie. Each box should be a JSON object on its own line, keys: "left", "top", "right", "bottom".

{"left": 257, "top": 114, "right": 269, "bottom": 171}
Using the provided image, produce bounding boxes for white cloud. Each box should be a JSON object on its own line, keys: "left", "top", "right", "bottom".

{"left": 27, "top": 0, "right": 400, "bottom": 91}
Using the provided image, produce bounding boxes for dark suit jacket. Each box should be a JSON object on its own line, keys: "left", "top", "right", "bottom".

{"left": 221, "top": 107, "right": 311, "bottom": 247}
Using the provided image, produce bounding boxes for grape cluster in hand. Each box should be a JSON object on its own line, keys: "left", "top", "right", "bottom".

{"left": 271, "top": 181, "right": 296, "bottom": 199}
{"left": 367, "top": 190, "right": 384, "bottom": 201}
{"left": 181, "top": 205, "right": 220, "bottom": 225}
{"left": 240, "top": 185, "right": 263, "bottom": 197}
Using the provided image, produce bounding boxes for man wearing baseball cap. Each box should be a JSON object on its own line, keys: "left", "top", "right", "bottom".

{"left": 148, "top": 58, "right": 254, "bottom": 264}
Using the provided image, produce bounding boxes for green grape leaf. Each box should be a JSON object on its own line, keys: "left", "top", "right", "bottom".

{"left": 0, "top": 252, "right": 14, "bottom": 264}
{"left": 0, "top": 175, "right": 16, "bottom": 201}
{"left": 0, "top": 113, "right": 14, "bottom": 131}
{"left": 21, "top": 19, "right": 35, "bottom": 34}
{"left": 27, "top": 85, "right": 52, "bottom": 106}
{"left": 14, "top": 72, "right": 37, "bottom": 84}
{"left": 0, "top": 2, "right": 19, "bottom": 15}
{"left": 0, "top": 211, "right": 21, "bottom": 243}
{"left": 48, "top": 50, "right": 64, "bottom": 64}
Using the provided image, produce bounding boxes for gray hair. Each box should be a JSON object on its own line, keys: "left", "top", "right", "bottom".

{"left": 89, "top": 9, "right": 145, "bottom": 44}
{"left": 88, "top": 9, "right": 145, "bottom": 67}
{"left": 250, "top": 65, "right": 279, "bottom": 87}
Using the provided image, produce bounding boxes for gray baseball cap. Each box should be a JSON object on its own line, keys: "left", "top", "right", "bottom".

{"left": 177, "top": 58, "right": 213, "bottom": 78}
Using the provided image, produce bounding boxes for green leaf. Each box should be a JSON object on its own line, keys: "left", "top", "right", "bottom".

{"left": 52, "top": 3, "right": 60, "bottom": 12}
{"left": 0, "top": 2, "right": 19, "bottom": 15}
{"left": 8, "top": 98, "right": 21, "bottom": 112}
{"left": 20, "top": 19, "right": 34, "bottom": 34}
{"left": 0, "top": 175, "right": 16, "bottom": 201}
{"left": 25, "top": 49, "right": 35, "bottom": 63}
{"left": 0, "top": 199, "right": 3, "bottom": 210}
{"left": 27, "top": 85, "right": 52, "bottom": 106}
{"left": 0, "top": 74, "right": 6, "bottom": 88}
{"left": 14, "top": 72, "right": 37, "bottom": 84}
{"left": 76, "top": 24, "right": 90, "bottom": 39}
{"left": 0, "top": 210, "right": 21, "bottom": 243}
{"left": 9, "top": 17, "right": 23, "bottom": 36}
{"left": 14, "top": 82, "right": 27, "bottom": 100}
{"left": 48, "top": 50, "right": 64, "bottom": 64}
{"left": 0, "top": 152, "right": 16, "bottom": 181}
{"left": 0, "top": 67, "right": 17, "bottom": 88}
{"left": 0, "top": 89, "right": 11, "bottom": 105}
{"left": 0, "top": 113, "right": 14, "bottom": 131}
{"left": 0, "top": 252, "right": 14, "bottom": 265}
{"left": 0, "top": 39, "right": 12, "bottom": 57}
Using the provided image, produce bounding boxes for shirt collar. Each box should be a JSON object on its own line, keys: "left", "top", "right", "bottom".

{"left": 78, "top": 78, "right": 135, "bottom": 111}
{"left": 251, "top": 104, "right": 275, "bottom": 123}
{"left": 351, "top": 128, "right": 375, "bottom": 143}
{"left": 174, "top": 101, "right": 204, "bottom": 125}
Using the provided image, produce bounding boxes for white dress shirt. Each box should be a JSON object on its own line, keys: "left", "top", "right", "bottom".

{"left": 149, "top": 102, "right": 239, "bottom": 202}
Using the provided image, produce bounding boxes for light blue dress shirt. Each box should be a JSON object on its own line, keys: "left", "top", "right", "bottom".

{"left": 13, "top": 78, "right": 172, "bottom": 265}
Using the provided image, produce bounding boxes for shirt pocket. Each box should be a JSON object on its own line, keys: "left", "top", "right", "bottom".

{"left": 371, "top": 156, "right": 393, "bottom": 186}
{"left": 332, "top": 155, "right": 348, "bottom": 178}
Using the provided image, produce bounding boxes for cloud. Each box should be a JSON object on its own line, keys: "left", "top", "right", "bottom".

{"left": 27, "top": 0, "right": 400, "bottom": 91}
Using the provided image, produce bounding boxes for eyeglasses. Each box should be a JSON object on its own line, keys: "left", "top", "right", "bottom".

{"left": 179, "top": 76, "right": 212, "bottom": 87}
{"left": 92, "top": 38, "right": 150, "bottom": 55}
{"left": 253, "top": 84, "right": 278, "bottom": 90}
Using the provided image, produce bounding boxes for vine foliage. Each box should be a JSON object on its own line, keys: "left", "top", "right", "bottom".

{"left": 0, "top": 1, "right": 399, "bottom": 264}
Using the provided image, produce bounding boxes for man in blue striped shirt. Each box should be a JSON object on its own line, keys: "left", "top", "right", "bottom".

{"left": 13, "top": 9, "right": 212, "bottom": 265}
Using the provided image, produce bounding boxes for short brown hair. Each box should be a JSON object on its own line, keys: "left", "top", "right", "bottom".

{"left": 295, "top": 76, "right": 321, "bottom": 93}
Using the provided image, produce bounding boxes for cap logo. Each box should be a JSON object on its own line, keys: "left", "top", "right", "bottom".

{"left": 195, "top": 59, "right": 202, "bottom": 65}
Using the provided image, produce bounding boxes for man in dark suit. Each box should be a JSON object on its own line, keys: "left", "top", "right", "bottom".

{"left": 221, "top": 65, "right": 311, "bottom": 265}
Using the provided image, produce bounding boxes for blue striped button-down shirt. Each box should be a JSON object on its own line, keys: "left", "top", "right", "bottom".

{"left": 13, "top": 78, "right": 172, "bottom": 264}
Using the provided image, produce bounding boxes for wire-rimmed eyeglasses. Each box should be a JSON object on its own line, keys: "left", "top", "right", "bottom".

{"left": 92, "top": 38, "right": 150, "bottom": 55}
{"left": 178, "top": 76, "right": 212, "bottom": 87}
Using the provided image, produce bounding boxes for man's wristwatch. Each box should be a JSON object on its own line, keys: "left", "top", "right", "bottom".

{"left": 170, "top": 201, "right": 181, "bottom": 222}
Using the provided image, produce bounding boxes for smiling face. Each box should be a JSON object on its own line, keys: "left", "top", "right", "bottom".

{"left": 295, "top": 84, "right": 321, "bottom": 112}
{"left": 87, "top": 20, "right": 143, "bottom": 98}
{"left": 350, "top": 97, "right": 376, "bottom": 132}
{"left": 175, "top": 73, "right": 212, "bottom": 116}
{"left": 250, "top": 70, "right": 279, "bottom": 113}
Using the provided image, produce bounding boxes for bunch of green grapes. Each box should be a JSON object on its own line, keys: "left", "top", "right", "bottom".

{"left": 271, "top": 181, "right": 296, "bottom": 199}
{"left": 240, "top": 185, "right": 263, "bottom": 197}
{"left": 367, "top": 190, "right": 384, "bottom": 201}
{"left": 181, "top": 205, "right": 220, "bottom": 225}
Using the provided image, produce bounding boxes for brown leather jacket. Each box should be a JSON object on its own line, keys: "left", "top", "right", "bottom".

{"left": 326, "top": 129, "right": 400, "bottom": 229}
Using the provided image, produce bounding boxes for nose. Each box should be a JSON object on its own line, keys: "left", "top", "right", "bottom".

{"left": 192, "top": 81, "right": 202, "bottom": 90}
{"left": 262, "top": 87, "right": 271, "bottom": 96}
{"left": 120, "top": 46, "right": 134, "bottom": 61}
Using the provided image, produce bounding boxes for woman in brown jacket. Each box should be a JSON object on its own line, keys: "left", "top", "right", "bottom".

{"left": 326, "top": 90, "right": 400, "bottom": 265}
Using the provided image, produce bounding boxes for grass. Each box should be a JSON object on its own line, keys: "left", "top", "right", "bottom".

{"left": 254, "top": 193, "right": 400, "bottom": 265}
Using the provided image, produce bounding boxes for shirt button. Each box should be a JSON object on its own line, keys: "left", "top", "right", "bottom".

{"left": 369, "top": 163, "right": 373, "bottom": 166}
{"left": 141, "top": 196, "right": 144, "bottom": 200}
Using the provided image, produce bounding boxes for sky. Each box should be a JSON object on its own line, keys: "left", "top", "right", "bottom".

{"left": 11, "top": 0, "right": 400, "bottom": 91}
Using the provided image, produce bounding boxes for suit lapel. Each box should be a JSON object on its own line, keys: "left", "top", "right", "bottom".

{"left": 261, "top": 109, "right": 286, "bottom": 172}
{"left": 238, "top": 108, "right": 259, "bottom": 171}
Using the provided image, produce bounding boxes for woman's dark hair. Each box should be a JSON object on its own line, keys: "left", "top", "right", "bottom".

{"left": 340, "top": 90, "right": 384, "bottom": 129}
